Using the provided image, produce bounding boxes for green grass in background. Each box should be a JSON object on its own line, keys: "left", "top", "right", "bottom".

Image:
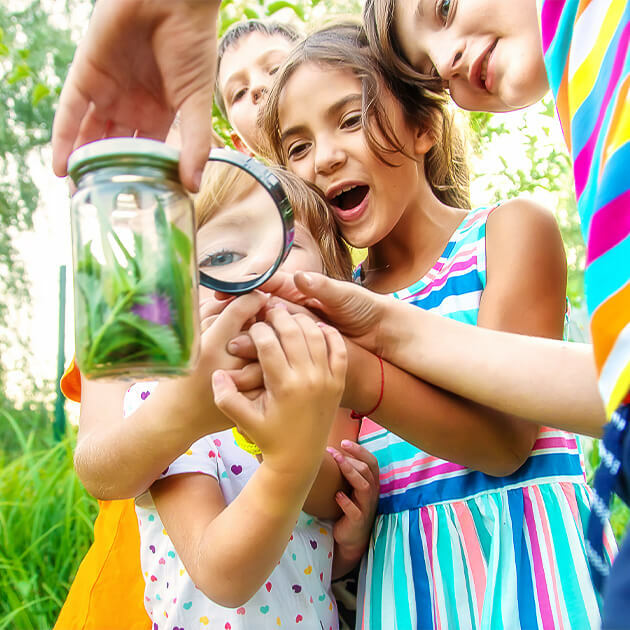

{"left": 0, "top": 410, "right": 97, "bottom": 630}
{"left": 0, "top": 405, "right": 628, "bottom": 629}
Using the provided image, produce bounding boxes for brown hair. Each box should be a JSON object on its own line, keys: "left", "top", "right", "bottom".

{"left": 363, "top": 0, "right": 443, "bottom": 89}
{"left": 259, "top": 21, "right": 470, "bottom": 209}
{"left": 196, "top": 160, "right": 353, "bottom": 281}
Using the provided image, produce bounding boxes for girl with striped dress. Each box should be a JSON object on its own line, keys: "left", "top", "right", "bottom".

{"left": 259, "top": 22, "right": 614, "bottom": 629}
{"left": 362, "top": 1, "right": 630, "bottom": 623}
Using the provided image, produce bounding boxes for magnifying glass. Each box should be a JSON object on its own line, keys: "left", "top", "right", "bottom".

{"left": 197, "top": 149, "right": 294, "bottom": 294}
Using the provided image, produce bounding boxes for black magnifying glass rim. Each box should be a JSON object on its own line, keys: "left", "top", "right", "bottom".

{"left": 198, "top": 148, "right": 295, "bottom": 294}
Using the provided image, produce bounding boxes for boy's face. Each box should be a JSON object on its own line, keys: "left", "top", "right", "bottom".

{"left": 393, "top": 0, "right": 549, "bottom": 112}
{"left": 218, "top": 32, "right": 294, "bottom": 154}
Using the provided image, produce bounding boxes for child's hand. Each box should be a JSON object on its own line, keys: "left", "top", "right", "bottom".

{"left": 212, "top": 309, "right": 347, "bottom": 474}
{"left": 153, "top": 291, "right": 269, "bottom": 438}
{"left": 328, "top": 440, "right": 380, "bottom": 574}
{"left": 227, "top": 299, "right": 321, "bottom": 361}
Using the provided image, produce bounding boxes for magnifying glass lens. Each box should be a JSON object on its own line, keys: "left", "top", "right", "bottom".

{"left": 197, "top": 149, "right": 293, "bottom": 294}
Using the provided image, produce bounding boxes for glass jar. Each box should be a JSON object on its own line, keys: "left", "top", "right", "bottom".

{"left": 68, "top": 138, "right": 199, "bottom": 379}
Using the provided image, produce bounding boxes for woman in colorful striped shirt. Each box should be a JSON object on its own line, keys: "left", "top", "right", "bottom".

{"left": 259, "top": 22, "right": 612, "bottom": 629}
{"left": 362, "top": 0, "right": 630, "bottom": 625}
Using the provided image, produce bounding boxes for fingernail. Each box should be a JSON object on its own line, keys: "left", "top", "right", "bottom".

{"left": 272, "top": 301, "right": 288, "bottom": 311}
{"left": 227, "top": 341, "right": 239, "bottom": 354}
{"left": 341, "top": 440, "right": 355, "bottom": 449}
{"left": 212, "top": 370, "right": 226, "bottom": 386}
{"left": 326, "top": 446, "right": 337, "bottom": 456}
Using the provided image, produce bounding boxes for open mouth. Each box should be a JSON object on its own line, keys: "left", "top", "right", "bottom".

{"left": 329, "top": 185, "right": 369, "bottom": 212}
{"left": 480, "top": 40, "right": 498, "bottom": 88}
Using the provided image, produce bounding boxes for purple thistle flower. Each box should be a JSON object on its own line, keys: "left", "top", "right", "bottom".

{"left": 131, "top": 293, "right": 172, "bottom": 326}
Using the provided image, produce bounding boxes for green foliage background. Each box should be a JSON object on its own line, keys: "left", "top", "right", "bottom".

{"left": 0, "top": 1, "right": 626, "bottom": 628}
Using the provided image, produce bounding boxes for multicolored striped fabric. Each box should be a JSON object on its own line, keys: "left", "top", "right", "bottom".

{"left": 539, "top": 0, "right": 630, "bottom": 417}
{"left": 356, "top": 206, "right": 615, "bottom": 629}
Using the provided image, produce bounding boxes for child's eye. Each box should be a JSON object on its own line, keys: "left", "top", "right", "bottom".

{"left": 287, "top": 141, "right": 310, "bottom": 160}
{"left": 232, "top": 87, "right": 247, "bottom": 104}
{"left": 340, "top": 113, "right": 362, "bottom": 130}
{"left": 436, "top": 0, "right": 451, "bottom": 23}
{"left": 200, "top": 250, "right": 245, "bottom": 267}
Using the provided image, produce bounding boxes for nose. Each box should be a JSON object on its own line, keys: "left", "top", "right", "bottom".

{"left": 313, "top": 135, "right": 346, "bottom": 176}
{"left": 251, "top": 85, "right": 268, "bottom": 106}
{"left": 431, "top": 39, "right": 465, "bottom": 81}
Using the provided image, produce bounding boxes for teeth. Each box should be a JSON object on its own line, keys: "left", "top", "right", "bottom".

{"left": 337, "top": 185, "right": 356, "bottom": 195}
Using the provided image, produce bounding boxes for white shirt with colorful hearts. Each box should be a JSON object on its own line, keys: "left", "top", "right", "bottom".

{"left": 125, "top": 382, "right": 339, "bottom": 630}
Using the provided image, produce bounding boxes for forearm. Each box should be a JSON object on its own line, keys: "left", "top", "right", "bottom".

{"left": 378, "top": 300, "right": 604, "bottom": 437}
{"left": 171, "top": 463, "right": 319, "bottom": 607}
{"left": 76, "top": 380, "right": 232, "bottom": 499}
{"left": 345, "top": 341, "right": 537, "bottom": 475}
{"left": 303, "top": 452, "right": 345, "bottom": 519}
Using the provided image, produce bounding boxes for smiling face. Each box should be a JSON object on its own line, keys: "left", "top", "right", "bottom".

{"left": 391, "top": 0, "right": 548, "bottom": 112}
{"left": 277, "top": 63, "right": 427, "bottom": 249}
{"left": 218, "top": 32, "right": 294, "bottom": 153}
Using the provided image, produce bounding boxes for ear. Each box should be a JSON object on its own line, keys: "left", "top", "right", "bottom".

{"left": 413, "top": 127, "right": 435, "bottom": 156}
{"left": 230, "top": 132, "right": 254, "bottom": 156}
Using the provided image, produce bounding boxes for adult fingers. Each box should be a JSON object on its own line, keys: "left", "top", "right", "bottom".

{"left": 52, "top": 72, "right": 90, "bottom": 176}
{"left": 178, "top": 89, "right": 214, "bottom": 192}
{"left": 259, "top": 270, "right": 309, "bottom": 304}
{"left": 294, "top": 272, "right": 380, "bottom": 347}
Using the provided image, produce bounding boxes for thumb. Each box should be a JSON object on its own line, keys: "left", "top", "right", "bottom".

{"left": 211, "top": 291, "right": 269, "bottom": 340}
{"left": 294, "top": 271, "right": 361, "bottom": 316}
{"left": 178, "top": 89, "right": 214, "bottom": 192}
{"left": 212, "top": 370, "right": 259, "bottom": 429}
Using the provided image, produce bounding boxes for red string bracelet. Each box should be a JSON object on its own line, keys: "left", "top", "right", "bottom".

{"left": 350, "top": 355, "right": 384, "bottom": 420}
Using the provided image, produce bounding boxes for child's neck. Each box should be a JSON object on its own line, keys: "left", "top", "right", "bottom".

{"left": 363, "top": 182, "right": 468, "bottom": 295}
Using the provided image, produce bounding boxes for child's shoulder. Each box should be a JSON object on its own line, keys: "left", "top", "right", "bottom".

{"left": 485, "top": 197, "right": 562, "bottom": 250}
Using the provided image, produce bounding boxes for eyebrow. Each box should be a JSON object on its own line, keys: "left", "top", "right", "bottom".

{"left": 280, "top": 93, "right": 362, "bottom": 143}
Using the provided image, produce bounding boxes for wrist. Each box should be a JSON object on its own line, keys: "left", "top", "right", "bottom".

{"left": 342, "top": 344, "right": 383, "bottom": 417}
{"left": 146, "top": 379, "right": 227, "bottom": 443}
{"left": 255, "top": 461, "right": 318, "bottom": 513}
{"left": 378, "top": 296, "right": 418, "bottom": 365}
{"left": 334, "top": 539, "right": 368, "bottom": 569}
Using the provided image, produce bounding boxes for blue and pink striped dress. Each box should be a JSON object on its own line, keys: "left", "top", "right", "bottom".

{"left": 356, "top": 206, "right": 615, "bottom": 629}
